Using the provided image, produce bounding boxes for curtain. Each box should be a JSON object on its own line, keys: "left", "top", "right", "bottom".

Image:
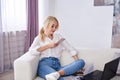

{"left": 0, "top": 0, "right": 27, "bottom": 73}
{"left": 0, "top": 0, "right": 4, "bottom": 72}
{"left": 25, "top": 0, "right": 39, "bottom": 52}
{"left": 114, "top": 0, "right": 120, "bottom": 16}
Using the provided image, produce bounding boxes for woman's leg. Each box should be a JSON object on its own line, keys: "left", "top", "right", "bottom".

{"left": 37, "top": 62, "right": 57, "bottom": 79}
{"left": 38, "top": 65, "right": 57, "bottom": 79}
{"left": 39, "top": 65, "right": 64, "bottom": 80}
{"left": 59, "top": 59, "right": 85, "bottom": 76}
{"left": 37, "top": 57, "right": 64, "bottom": 80}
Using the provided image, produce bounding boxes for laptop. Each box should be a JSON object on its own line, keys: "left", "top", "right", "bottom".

{"left": 83, "top": 57, "right": 120, "bottom": 80}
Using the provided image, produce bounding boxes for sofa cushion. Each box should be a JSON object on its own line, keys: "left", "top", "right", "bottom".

{"left": 34, "top": 77, "right": 43, "bottom": 80}
{"left": 60, "top": 50, "right": 74, "bottom": 66}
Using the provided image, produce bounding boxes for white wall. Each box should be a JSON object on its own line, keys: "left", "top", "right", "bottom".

{"left": 55, "top": 0, "right": 113, "bottom": 49}
{"left": 39, "top": 0, "right": 55, "bottom": 28}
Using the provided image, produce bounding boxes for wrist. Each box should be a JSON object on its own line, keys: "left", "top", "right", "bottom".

{"left": 47, "top": 43, "right": 51, "bottom": 48}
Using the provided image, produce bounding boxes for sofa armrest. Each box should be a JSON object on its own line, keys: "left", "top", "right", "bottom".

{"left": 14, "top": 52, "right": 40, "bottom": 80}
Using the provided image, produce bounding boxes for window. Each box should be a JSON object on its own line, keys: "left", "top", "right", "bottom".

{"left": 1, "top": 0, "right": 27, "bottom": 31}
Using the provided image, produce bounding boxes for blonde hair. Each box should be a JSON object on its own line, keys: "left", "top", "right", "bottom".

{"left": 40, "top": 16, "right": 59, "bottom": 42}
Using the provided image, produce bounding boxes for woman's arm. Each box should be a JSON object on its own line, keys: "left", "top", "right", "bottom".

{"left": 29, "top": 35, "right": 60, "bottom": 55}
{"left": 37, "top": 42, "right": 59, "bottom": 52}
{"left": 61, "top": 40, "right": 78, "bottom": 60}
{"left": 29, "top": 36, "right": 41, "bottom": 55}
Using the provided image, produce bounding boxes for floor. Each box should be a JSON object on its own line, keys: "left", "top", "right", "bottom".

{"left": 0, "top": 70, "right": 14, "bottom": 80}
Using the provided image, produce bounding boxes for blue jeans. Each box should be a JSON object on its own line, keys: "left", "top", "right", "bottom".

{"left": 37, "top": 57, "right": 85, "bottom": 80}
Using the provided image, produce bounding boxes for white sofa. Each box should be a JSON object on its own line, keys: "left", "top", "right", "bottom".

{"left": 14, "top": 48, "right": 120, "bottom": 80}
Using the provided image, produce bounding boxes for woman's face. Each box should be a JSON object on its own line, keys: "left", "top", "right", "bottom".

{"left": 45, "top": 20, "right": 58, "bottom": 36}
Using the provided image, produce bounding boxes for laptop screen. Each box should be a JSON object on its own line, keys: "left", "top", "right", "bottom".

{"left": 101, "top": 57, "right": 120, "bottom": 80}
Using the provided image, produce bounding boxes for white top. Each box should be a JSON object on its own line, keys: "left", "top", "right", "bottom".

{"left": 29, "top": 33, "right": 77, "bottom": 59}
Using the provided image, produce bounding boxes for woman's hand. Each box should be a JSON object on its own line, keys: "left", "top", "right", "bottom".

{"left": 72, "top": 55, "right": 79, "bottom": 60}
{"left": 48, "top": 42, "right": 59, "bottom": 48}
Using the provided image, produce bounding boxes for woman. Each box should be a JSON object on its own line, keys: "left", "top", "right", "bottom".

{"left": 29, "top": 16, "right": 85, "bottom": 80}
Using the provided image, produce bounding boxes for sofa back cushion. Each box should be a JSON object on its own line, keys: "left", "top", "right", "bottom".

{"left": 60, "top": 49, "right": 120, "bottom": 71}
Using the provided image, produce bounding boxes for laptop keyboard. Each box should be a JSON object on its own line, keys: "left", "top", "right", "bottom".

{"left": 84, "top": 70, "right": 102, "bottom": 80}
